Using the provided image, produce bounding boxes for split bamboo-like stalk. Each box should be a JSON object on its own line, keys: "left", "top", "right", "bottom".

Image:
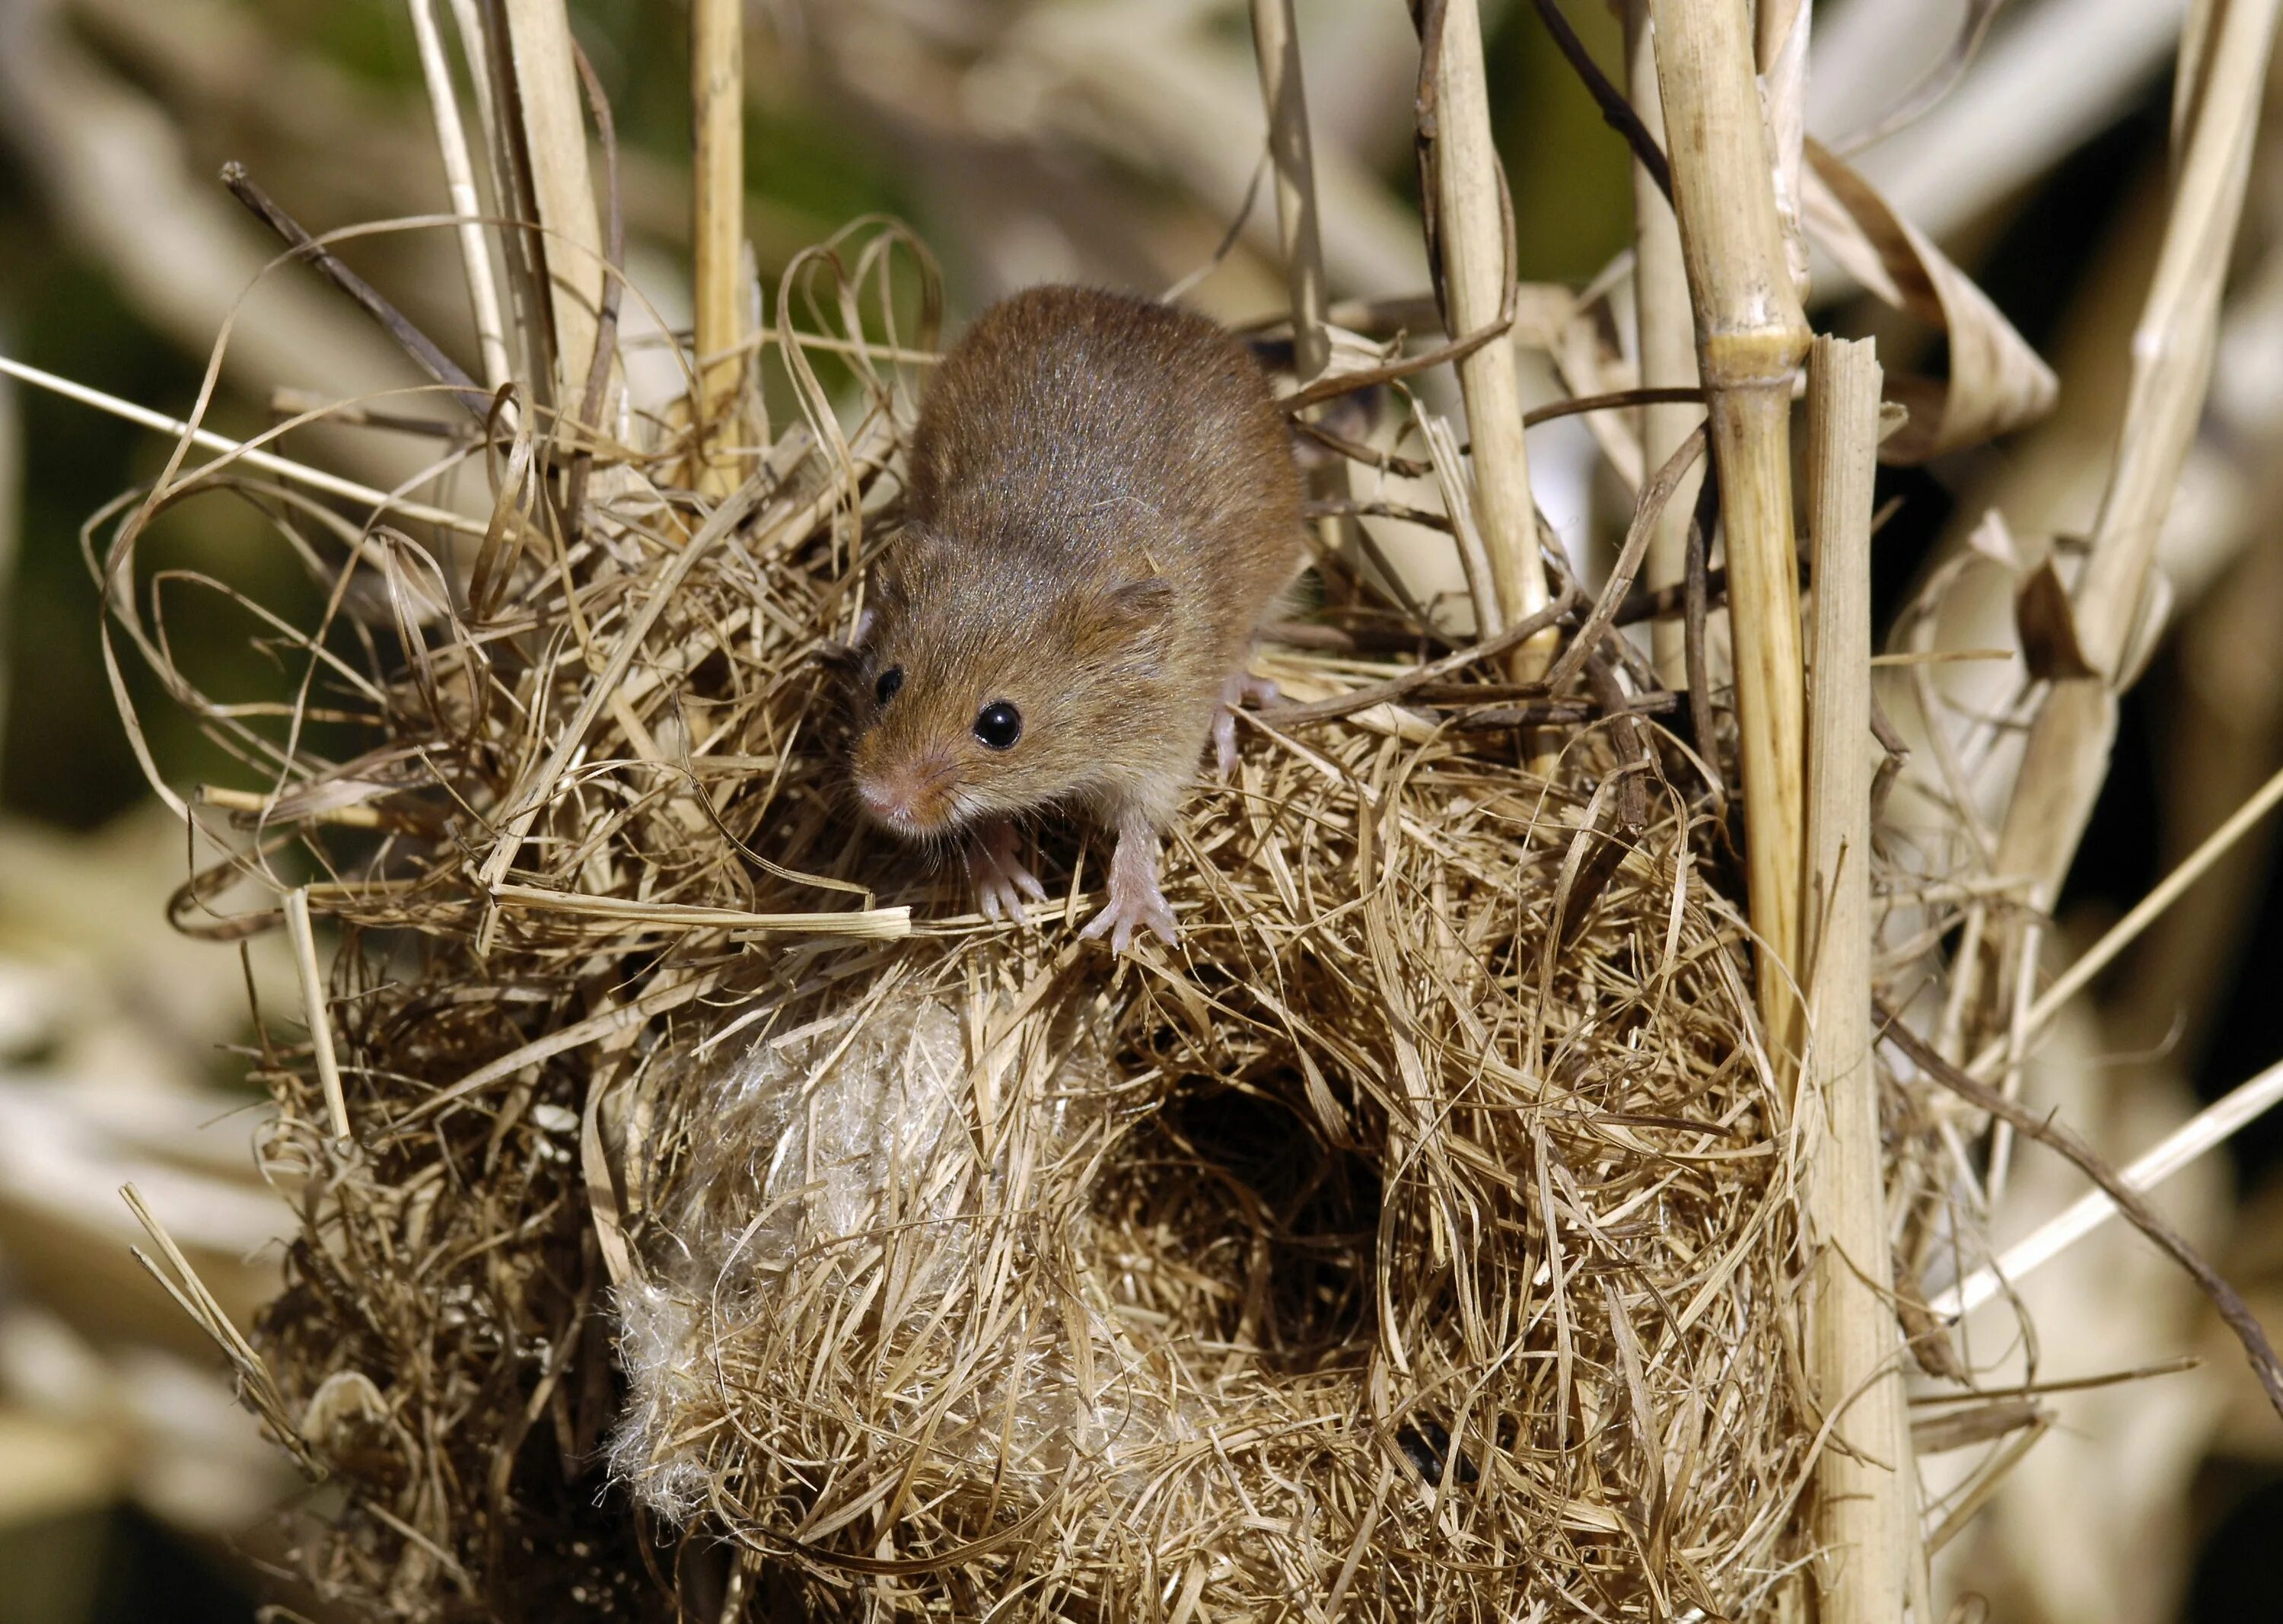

{"left": 1621, "top": 1, "right": 1703, "bottom": 687}
{"left": 1988, "top": 0, "right": 2282, "bottom": 916}
{"left": 1650, "top": 0, "right": 1812, "bottom": 1043}
{"left": 1428, "top": 0, "right": 1551, "bottom": 661}
{"left": 499, "top": 0, "right": 607, "bottom": 408}
{"left": 691, "top": 0, "right": 747, "bottom": 495}
{"left": 1803, "top": 334, "right": 1914, "bottom": 1624}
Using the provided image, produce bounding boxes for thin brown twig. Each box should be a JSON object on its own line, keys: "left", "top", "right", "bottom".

{"left": 1876, "top": 1005, "right": 2283, "bottom": 1421}
{"left": 1530, "top": 0, "right": 1673, "bottom": 202}
{"left": 1294, "top": 385, "right": 1707, "bottom": 479}
{"left": 1275, "top": 315, "right": 1511, "bottom": 414}
{"left": 221, "top": 163, "right": 489, "bottom": 415}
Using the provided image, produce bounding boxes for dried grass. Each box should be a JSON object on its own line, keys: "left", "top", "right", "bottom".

{"left": 604, "top": 698, "right": 1810, "bottom": 1619}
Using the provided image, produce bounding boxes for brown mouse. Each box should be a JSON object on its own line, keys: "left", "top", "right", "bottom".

{"left": 848, "top": 285, "right": 1305, "bottom": 950}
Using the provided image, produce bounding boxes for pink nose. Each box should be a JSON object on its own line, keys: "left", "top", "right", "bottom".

{"left": 857, "top": 753, "right": 957, "bottom": 831}
{"left": 858, "top": 779, "right": 906, "bottom": 820}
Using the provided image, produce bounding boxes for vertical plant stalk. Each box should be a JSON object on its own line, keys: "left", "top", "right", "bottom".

{"left": 1651, "top": 0, "right": 1813, "bottom": 1044}
{"left": 1622, "top": 1, "right": 1702, "bottom": 686}
{"left": 446, "top": 0, "right": 502, "bottom": 148}
{"left": 500, "top": 0, "right": 607, "bottom": 412}
{"left": 692, "top": 0, "right": 747, "bottom": 497}
{"left": 1804, "top": 335, "right": 1915, "bottom": 1624}
{"left": 1427, "top": 0, "right": 1552, "bottom": 667}
{"left": 1249, "top": 0, "right": 1330, "bottom": 381}
{"left": 1989, "top": 0, "right": 2282, "bottom": 918}
{"left": 409, "top": 0, "right": 513, "bottom": 394}
{"left": 285, "top": 887, "right": 351, "bottom": 1145}
{"left": 1249, "top": 0, "right": 1353, "bottom": 565}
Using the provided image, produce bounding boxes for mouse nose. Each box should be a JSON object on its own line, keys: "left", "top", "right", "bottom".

{"left": 857, "top": 751, "right": 959, "bottom": 833}
{"left": 858, "top": 778, "right": 906, "bottom": 820}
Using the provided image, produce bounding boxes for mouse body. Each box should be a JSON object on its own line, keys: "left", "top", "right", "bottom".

{"left": 849, "top": 285, "right": 1305, "bottom": 949}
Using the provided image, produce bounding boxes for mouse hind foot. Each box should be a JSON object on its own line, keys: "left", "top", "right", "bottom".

{"left": 966, "top": 819, "right": 1048, "bottom": 923}
{"left": 1212, "top": 671, "right": 1279, "bottom": 779}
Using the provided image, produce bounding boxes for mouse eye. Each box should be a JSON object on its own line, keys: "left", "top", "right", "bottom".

{"left": 973, "top": 701, "right": 1022, "bottom": 750}
{"left": 874, "top": 666, "right": 903, "bottom": 705}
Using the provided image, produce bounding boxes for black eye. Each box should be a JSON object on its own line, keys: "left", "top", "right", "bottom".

{"left": 874, "top": 666, "right": 903, "bottom": 705}
{"left": 973, "top": 701, "right": 1021, "bottom": 750}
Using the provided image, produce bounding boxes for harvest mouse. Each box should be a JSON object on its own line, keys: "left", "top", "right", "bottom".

{"left": 848, "top": 285, "right": 1305, "bottom": 950}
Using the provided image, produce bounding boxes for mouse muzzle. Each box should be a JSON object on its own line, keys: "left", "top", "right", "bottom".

{"left": 855, "top": 750, "right": 963, "bottom": 838}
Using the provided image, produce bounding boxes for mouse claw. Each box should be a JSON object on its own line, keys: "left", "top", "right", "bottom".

{"left": 1078, "top": 821, "right": 1178, "bottom": 951}
{"left": 966, "top": 821, "right": 1046, "bottom": 925}
{"left": 1214, "top": 672, "right": 1279, "bottom": 780}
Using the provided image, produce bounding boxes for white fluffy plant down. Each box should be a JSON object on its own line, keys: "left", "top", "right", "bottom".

{"left": 606, "top": 994, "right": 1196, "bottom": 1525}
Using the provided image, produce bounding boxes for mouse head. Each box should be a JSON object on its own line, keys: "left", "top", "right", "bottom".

{"left": 848, "top": 531, "right": 1177, "bottom": 840}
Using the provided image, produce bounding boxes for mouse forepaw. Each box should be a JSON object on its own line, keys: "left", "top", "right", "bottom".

{"left": 1078, "top": 823, "right": 1177, "bottom": 951}
{"left": 966, "top": 821, "right": 1046, "bottom": 924}
{"left": 1214, "top": 671, "right": 1279, "bottom": 779}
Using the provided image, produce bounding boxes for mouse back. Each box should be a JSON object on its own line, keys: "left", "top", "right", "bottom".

{"left": 906, "top": 285, "right": 1301, "bottom": 634}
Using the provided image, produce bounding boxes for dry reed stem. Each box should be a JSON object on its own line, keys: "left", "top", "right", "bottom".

{"left": 1247, "top": 0, "right": 1330, "bottom": 384}
{"left": 691, "top": 0, "right": 747, "bottom": 496}
{"left": 1248, "top": 0, "right": 1353, "bottom": 568}
{"left": 283, "top": 887, "right": 351, "bottom": 1145}
{"left": 1423, "top": 0, "right": 1553, "bottom": 662}
{"left": 1801, "top": 335, "right": 1912, "bottom": 1624}
{"left": 408, "top": 0, "right": 513, "bottom": 393}
{"left": 221, "top": 166, "right": 489, "bottom": 412}
{"left": 1650, "top": 0, "right": 1811, "bottom": 1050}
{"left": 1621, "top": 0, "right": 1704, "bottom": 688}
{"left": 1989, "top": 0, "right": 2282, "bottom": 915}
{"left": 500, "top": 0, "right": 608, "bottom": 406}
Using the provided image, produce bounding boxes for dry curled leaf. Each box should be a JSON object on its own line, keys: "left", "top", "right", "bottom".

{"left": 1804, "top": 138, "right": 2058, "bottom": 462}
{"left": 2015, "top": 557, "right": 2100, "bottom": 682}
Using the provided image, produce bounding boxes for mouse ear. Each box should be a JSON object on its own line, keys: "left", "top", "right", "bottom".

{"left": 1104, "top": 575, "right": 1176, "bottom": 626}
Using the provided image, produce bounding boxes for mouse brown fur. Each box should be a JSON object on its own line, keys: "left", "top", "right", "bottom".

{"left": 849, "top": 285, "right": 1304, "bottom": 948}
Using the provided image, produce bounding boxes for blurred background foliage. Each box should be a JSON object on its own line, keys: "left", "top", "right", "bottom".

{"left": 0, "top": 0, "right": 2276, "bottom": 1619}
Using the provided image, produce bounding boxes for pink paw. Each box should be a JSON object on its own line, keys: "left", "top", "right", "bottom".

{"left": 965, "top": 820, "right": 1047, "bottom": 923}
{"left": 1078, "top": 823, "right": 1178, "bottom": 952}
{"left": 1214, "top": 671, "right": 1279, "bottom": 779}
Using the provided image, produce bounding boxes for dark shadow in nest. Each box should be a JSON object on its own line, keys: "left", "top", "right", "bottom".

{"left": 1093, "top": 1072, "right": 1380, "bottom": 1377}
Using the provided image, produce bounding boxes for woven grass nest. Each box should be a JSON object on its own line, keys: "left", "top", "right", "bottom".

{"left": 103, "top": 212, "right": 1854, "bottom": 1618}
